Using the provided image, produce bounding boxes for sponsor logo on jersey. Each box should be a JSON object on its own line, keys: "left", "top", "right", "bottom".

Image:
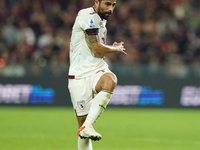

{"left": 89, "top": 19, "right": 95, "bottom": 27}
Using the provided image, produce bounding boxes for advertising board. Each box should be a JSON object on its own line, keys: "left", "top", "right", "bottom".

{"left": 0, "top": 77, "right": 200, "bottom": 108}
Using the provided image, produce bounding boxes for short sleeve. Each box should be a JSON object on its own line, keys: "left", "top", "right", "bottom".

{"left": 77, "top": 9, "right": 100, "bottom": 32}
{"left": 85, "top": 28, "right": 99, "bottom": 35}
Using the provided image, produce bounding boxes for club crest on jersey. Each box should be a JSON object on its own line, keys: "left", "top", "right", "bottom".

{"left": 89, "top": 19, "right": 95, "bottom": 28}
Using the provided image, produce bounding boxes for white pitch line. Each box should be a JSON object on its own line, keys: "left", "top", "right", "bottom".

{"left": 1, "top": 134, "right": 200, "bottom": 146}
{"left": 0, "top": 133, "right": 68, "bottom": 139}
{"left": 130, "top": 137, "right": 200, "bottom": 146}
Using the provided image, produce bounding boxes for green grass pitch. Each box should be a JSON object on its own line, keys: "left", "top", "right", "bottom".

{"left": 0, "top": 107, "right": 200, "bottom": 150}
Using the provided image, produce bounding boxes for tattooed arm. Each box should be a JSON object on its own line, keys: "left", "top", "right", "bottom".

{"left": 85, "top": 29, "right": 127, "bottom": 55}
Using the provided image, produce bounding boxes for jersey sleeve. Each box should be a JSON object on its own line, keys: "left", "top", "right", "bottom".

{"left": 77, "top": 9, "right": 100, "bottom": 35}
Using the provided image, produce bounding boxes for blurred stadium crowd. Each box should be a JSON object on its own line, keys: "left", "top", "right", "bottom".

{"left": 0, "top": 0, "right": 200, "bottom": 78}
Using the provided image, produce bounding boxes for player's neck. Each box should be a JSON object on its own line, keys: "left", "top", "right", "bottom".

{"left": 93, "top": 6, "right": 97, "bottom": 13}
{"left": 93, "top": 6, "right": 103, "bottom": 21}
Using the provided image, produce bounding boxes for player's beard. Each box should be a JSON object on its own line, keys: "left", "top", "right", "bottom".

{"left": 97, "top": 7, "right": 112, "bottom": 20}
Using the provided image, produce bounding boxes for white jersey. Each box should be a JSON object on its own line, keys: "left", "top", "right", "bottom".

{"left": 68, "top": 7, "right": 109, "bottom": 79}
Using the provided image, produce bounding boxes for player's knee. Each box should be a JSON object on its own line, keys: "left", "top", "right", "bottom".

{"left": 107, "top": 79, "right": 117, "bottom": 88}
{"left": 111, "top": 74, "right": 118, "bottom": 87}
{"left": 103, "top": 74, "right": 117, "bottom": 91}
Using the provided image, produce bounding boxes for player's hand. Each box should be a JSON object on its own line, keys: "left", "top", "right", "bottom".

{"left": 113, "top": 42, "right": 127, "bottom": 55}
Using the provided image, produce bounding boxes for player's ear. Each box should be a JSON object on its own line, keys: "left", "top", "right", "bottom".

{"left": 94, "top": 0, "right": 99, "bottom": 7}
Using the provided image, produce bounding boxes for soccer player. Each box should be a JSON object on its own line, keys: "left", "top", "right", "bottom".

{"left": 68, "top": 0, "right": 126, "bottom": 149}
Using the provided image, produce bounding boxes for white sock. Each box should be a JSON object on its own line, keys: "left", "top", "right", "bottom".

{"left": 84, "top": 90, "right": 113, "bottom": 126}
{"left": 78, "top": 137, "right": 93, "bottom": 150}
